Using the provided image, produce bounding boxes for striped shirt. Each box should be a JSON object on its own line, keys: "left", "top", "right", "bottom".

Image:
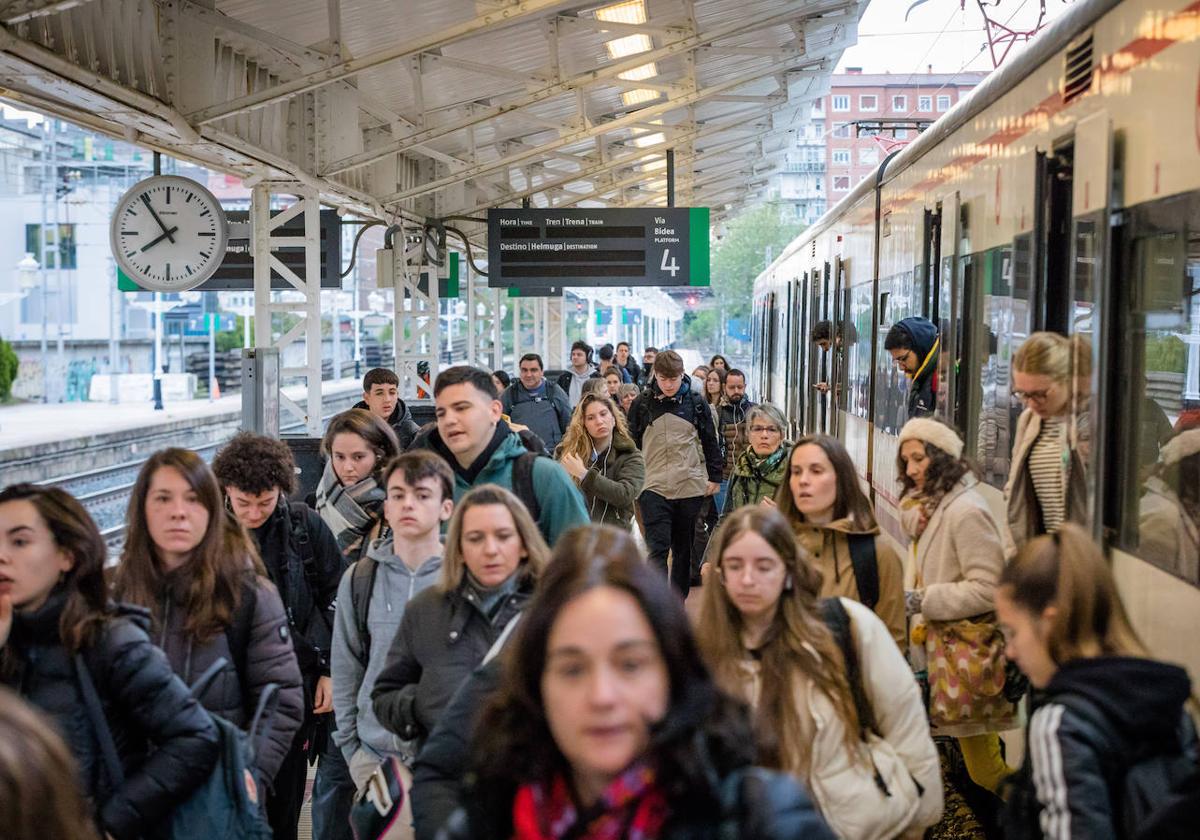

{"left": 1029, "top": 415, "right": 1068, "bottom": 534}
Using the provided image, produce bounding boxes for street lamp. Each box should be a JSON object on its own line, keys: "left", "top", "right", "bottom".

{"left": 12, "top": 253, "right": 47, "bottom": 402}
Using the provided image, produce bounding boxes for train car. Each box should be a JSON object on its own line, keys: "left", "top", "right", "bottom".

{"left": 751, "top": 0, "right": 1200, "bottom": 678}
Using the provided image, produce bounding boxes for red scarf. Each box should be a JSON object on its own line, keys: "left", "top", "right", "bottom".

{"left": 511, "top": 762, "right": 669, "bottom": 840}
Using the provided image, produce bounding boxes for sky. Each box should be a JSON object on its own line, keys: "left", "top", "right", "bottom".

{"left": 835, "top": 0, "right": 1078, "bottom": 76}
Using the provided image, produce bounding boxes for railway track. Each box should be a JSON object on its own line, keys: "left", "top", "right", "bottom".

{"left": 42, "top": 407, "right": 357, "bottom": 556}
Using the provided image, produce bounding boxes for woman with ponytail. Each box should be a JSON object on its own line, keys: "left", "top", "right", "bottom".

{"left": 997, "top": 524, "right": 1198, "bottom": 838}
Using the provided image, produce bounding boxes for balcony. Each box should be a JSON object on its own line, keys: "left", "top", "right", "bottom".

{"left": 785, "top": 161, "right": 825, "bottom": 173}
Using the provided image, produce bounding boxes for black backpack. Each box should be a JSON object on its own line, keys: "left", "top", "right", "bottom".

{"left": 845, "top": 533, "right": 879, "bottom": 611}
{"left": 348, "top": 556, "right": 380, "bottom": 665}
{"left": 510, "top": 450, "right": 546, "bottom": 522}
{"left": 1056, "top": 694, "right": 1200, "bottom": 839}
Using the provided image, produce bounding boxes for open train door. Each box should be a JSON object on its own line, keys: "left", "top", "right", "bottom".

{"left": 1068, "top": 109, "right": 1113, "bottom": 539}
{"left": 934, "top": 191, "right": 961, "bottom": 425}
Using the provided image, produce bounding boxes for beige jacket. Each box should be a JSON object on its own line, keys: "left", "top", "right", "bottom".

{"left": 793, "top": 518, "right": 906, "bottom": 649}
{"left": 732, "top": 599, "right": 943, "bottom": 839}
{"left": 914, "top": 476, "right": 1007, "bottom": 621}
{"left": 1003, "top": 407, "right": 1089, "bottom": 557}
{"left": 1139, "top": 477, "right": 1200, "bottom": 583}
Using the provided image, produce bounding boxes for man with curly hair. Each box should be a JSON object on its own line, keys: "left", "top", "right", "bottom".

{"left": 212, "top": 432, "right": 350, "bottom": 840}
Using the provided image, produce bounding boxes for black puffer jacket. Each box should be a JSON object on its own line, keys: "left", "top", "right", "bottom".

{"left": 1003, "top": 656, "right": 1199, "bottom": 839}
{"left": 2, "top": 588, "right": 219, "bottom": 840}
{"left": 437, "top": 738, "right": 835, "bottom": 840}
{"left": 371, "top": 575, "right": 532, "bottom": 746}
{"left": 249, "top": 497, "right": 344, "bottom": 680}
{"left": 155, "top": 571, "right": 305, "bottom": 784}
{"left": 354, "top": 398, "right": 421, "bottom": 450}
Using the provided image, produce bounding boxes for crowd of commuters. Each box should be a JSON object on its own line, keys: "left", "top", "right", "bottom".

{"left": 1, "top": 327, "right": 1197, "bottom": 840}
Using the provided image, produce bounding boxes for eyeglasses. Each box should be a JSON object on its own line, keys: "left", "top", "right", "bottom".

{"left": 1013, "top": 388, "right": 1052, "bottom": 403}
{"left": 750, "top": 425, "right": 781, "bottom": 435}
{"left": 890, "top": 350, "right": 915, "bottom": 369}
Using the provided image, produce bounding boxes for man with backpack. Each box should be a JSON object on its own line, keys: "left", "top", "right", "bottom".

{"left": 498, "top": 354, "right": 572, "bottom": 454}
{"left": 416, "top": 365, "right": 588, "bottom": 546}
{"left": 331, "top": 450, "right": 455, "bottom": 836}
{"left": 627, "top": 350, "right": 723, "bottom": 595}
{"left": 212, "top": 433, "right": 350, "bottom": 840}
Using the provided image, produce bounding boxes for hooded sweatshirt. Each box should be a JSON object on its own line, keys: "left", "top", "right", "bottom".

{"left": 354, "top": 398, "right": 421, "bottom": 450}
{"left": 422, "top": 420, "right": 589, "bottom": 546}
{"left": 1006, "top": 656, "right": 1197, "bottom": 840}
{"left": 892, "top": 317, "right": 939, "bottom": 418}
{"left": 331, "top": 537, "right": 443, "bottom": 763}
{"left": 792, "top": 516, "right": 906, "bottom": 648}
{"left": 558, "top": 364, "right": 600, "bottom": 407}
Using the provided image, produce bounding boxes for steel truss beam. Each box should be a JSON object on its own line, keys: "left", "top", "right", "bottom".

{"left": 252, "top": 184, "right": 323, "bottom": 436}
{"left": 392, "top": 236, "right": 441, "bottom": 400}
{"left": 320, "top": 4, "right": 833, "bottom": 176}
{"left": 189, "top": 0, "right": 588, "bottom": 124}
{"left": 380, "top": 55, "right": 830, "bottom": 206}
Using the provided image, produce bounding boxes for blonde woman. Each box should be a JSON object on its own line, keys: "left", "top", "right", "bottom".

{"left": 1005, "top": 332, "right": 1090, "bottom": 554}
{"left": 555, "top": 392, "right": 645, "bottom": 529}
{"left": 370, "top": 484, "right": 549, "bottom": 749}
{"left": 698, "top": 507, "right": 942, "bottom": 839}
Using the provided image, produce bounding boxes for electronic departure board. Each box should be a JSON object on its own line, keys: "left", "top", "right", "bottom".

{"left": 487, "top": 208, "right": 709, "bottom": 292}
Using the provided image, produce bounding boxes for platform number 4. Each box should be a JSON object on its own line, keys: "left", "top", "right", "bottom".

{"left": 660, "top": 248, "right": 680, "bottom": 277}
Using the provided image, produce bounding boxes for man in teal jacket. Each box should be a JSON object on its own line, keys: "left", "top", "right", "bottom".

{"left": 419, "top": 365, "right": 588, "bottom": 546}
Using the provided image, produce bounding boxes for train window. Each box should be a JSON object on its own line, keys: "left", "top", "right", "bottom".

{"left": 1113, "top": 192, "right": 1200, "bottom": 586}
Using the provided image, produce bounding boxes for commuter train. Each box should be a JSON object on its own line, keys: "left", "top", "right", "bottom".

{"left": 750, "top": 0, "right": 1200, "bottom": 676}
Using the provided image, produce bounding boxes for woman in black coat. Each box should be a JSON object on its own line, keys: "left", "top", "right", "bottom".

{"left": 0, "top": 483, "right": 218, "bottom": 840}
{"left": 437, "top": 525, "right": 834, "bottom": 840}
{"left": 372, "top": 485, "right": 550, "bottom": 746}
{"left": 112, "top": 448, "right": 305, "bottom": 786}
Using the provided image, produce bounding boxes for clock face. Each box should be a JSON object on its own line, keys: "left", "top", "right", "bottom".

{"left": 110, "top": 175, "right": 229, "bottom": 292}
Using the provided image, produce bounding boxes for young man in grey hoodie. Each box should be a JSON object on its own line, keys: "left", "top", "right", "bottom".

{"left": 331, "top": 450, "right": 455, "bottom": 797}
{"left": 555, "top": 340, "right": 601, "bottom": 407}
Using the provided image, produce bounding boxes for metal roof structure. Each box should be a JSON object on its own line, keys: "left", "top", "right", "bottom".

{"left": 0, "top": 0, "right": 865, "bottom": 229}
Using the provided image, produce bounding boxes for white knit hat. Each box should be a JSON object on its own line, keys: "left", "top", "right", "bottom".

{"left": 898, "top": 417, "right": 964, "bottom": 460}
{"left": 1161, "top": 428, "right": 1200, "bottom": 467}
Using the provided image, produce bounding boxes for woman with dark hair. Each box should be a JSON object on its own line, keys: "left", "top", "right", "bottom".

{"left": 775, "top": 436, "right": 905, "bottom": 646}
{"left": 704, "top": 366, "right": 727, "bottom": 412}
{"left": 896, "top": 418, "right": 1016, "bottom": 797}
{"left": 316, "top": 408, "right": 402, "bottom": 562}
{"left": 556, "top": 392, "right": 645, "bottom": 530}
{"left": 440, "top": 524, "right": 835, "bottom": 840}
{"left": 0, "top": 483, "right": 218, "bottom": 840}
{"left": 698, "top": 507, "right": 942, "bottom": 839}
{"left": 492, "top": 370, "right": 511, "bottom": 394}
{"left": 112, "top": 448, "right": 305, "bottom": 789}
{"left": 709, "top": 354, "right": 729, "bottom": 372}
{"left": 0, "top": 687, "right": 101, "bottom": 840}
{"left": 997, "top": 524, "right": 1198, "bottom": 839}
{"left": 372, "top": 484, "right": 550, "bottom": 750}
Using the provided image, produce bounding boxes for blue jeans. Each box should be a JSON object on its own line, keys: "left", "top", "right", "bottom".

{"left": 311, "top": 726, "right": 355, "bottom": 840}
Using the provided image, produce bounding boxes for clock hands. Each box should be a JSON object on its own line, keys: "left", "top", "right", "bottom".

{"left": 141, "top": 194, "right": 176, "bottom": 245}
{"left": 139, "top": 226, "right": 180, "bottom": 253}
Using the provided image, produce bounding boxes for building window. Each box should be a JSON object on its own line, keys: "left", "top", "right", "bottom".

{"left": 918, "top": 95, "right": 932, "bottom": 112}
{"left": 892, "top": 95, "right": 907, "bottom": 111}
{"left": 859, "top": 147, "right": 879, "bottom": 165}
{"left": 937, "top": 94, "right": 951, "bottom": 111}
{"left": 895, "top": 128, "right": 909, "bottom": 139}
{"left": 859, "top": 94, "right": 878, "bottom": 111}
{"left": 832, "top": 124, "right": 851, "bottom": 138}
{"left": 833, "top": 175, "right": 850, "bottom": 191}
{"left": 831, "top": 95, "right": 850, "bottom": 111}
{"left": 832, "top": 149, "right": 851, "bottom": 165}
{"left": 811, "top": 99, "right": 824, "bottom": 116}
{"left": 814, "top": 178, "right": 822, "bottom": 192}
{"left": 25, "top": 223, "right": 77, "bottom": 270}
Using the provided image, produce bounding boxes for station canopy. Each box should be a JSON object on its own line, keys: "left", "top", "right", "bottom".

{"left": 0, "top": 0, "right": 864, "bottom": 228}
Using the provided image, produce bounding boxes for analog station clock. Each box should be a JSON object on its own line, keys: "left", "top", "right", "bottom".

{"left": 110, "top": 175, "right": 229, "bottom": 292}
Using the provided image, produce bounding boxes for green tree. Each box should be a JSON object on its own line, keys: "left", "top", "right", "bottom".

{"left": 0, "top": 334, "right": 18, "bottom": 401}
{"left": 701, "top": 202, "right": 804, "bottom": 349}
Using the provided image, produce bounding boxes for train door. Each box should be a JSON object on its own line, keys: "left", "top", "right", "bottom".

{"left": 1033, "top": 142, "right": 1074, "bottom": 333}
{"left": 806, "top": 263, "right": 824, "bottom": 435}
{"left": 829, "top": 256, "right": 848, "bottom": 437}
{"left": 1067, "top": 111, "right": 1113, "bottom": 538}
{"left": 935, "top": 192, "right": 961, "bottom": 424}
{"left": 789, "top": 273, "right": 808, "bottom": 437}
